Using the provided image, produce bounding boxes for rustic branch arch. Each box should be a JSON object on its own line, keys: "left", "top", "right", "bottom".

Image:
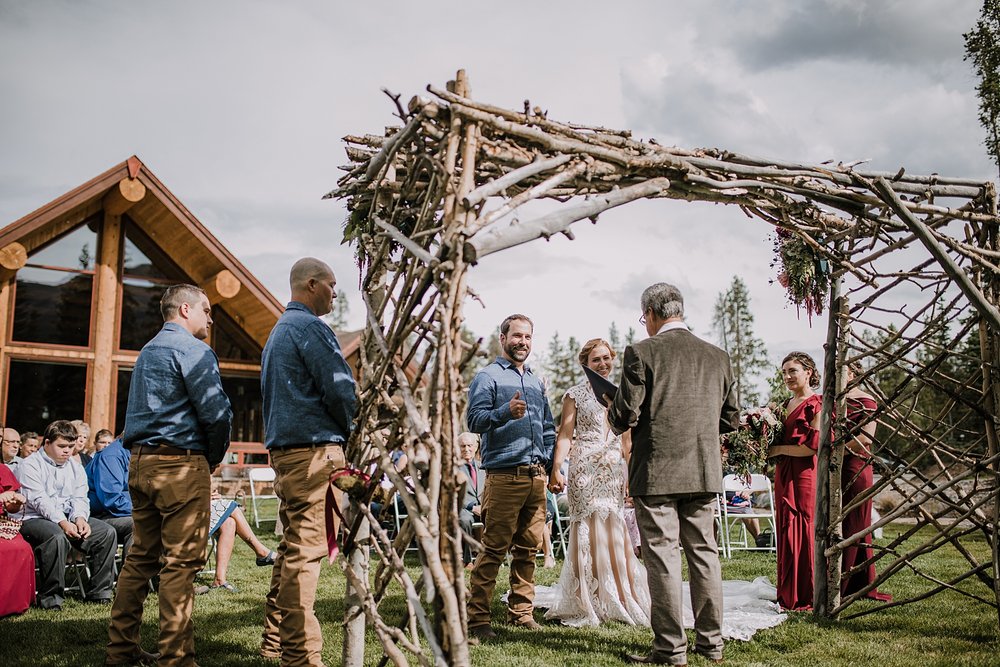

{"left": 328, "top": 70, "right": 1000, "bottom": 666}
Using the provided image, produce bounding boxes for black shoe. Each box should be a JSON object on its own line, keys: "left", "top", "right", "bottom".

{"left": 256, "top": 550, "right": 276, "bottom": 566}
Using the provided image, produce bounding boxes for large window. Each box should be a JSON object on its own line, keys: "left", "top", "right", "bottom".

{"left": 114, "top": 369, "right": 264, "bottom": 443}
{"left": 4, "top": 360, "right": 88, "bottom": 434}
{"left": 11, "top": 224, "right": 97, "bottom": 347}
{"left": 222, "top": 374, "right": 263, "bottom": 442}
{"left": 119, "top": 221, "right": 188, "bottom": 350}
{"left": 213, "top": 310, "right": 262, "bottom": 362}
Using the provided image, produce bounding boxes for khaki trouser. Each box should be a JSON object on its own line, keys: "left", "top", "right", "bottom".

{"left": 467, "top": 469, "right": 547, "bottom": 628}
{"left": 261, "top": 445, "right": 345, "bottom": 667}
{"left": 107, "top": 453, "right": 211, "bottom": 667}
{"left": 634, "top": 494, "right": 724, "bottom": 665}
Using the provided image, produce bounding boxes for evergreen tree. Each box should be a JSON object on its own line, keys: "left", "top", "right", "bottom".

{"left": 324, "top": 290, "right": 350, "bottom": 330}
{"left": 965, "top": 0, "right": 1000, "bottom": 178}
{"left": 608, "top": 321, "right": 622, "bottom": 355}
{"left": 624, "top": 326, "right": 637, "bottom": 347}
{"left": 542, "top": 333, "right": 583, "bottom": 413}
{"left": 765, "top": 367, "right": 791, "bottom": 406}
{"left": 711, "top": 276, "right": 770, "bottom": 407}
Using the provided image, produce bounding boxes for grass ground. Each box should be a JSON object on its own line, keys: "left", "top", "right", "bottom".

{"left": 2, "top": 508, "right": 999, "bottom": 666}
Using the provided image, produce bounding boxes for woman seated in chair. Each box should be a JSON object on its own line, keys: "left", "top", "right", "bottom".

{"left": 196, "top": 483, "right": 276, "bottom": 594}
{"left": 0, "top": 463, "right": 34, "bottom": 617}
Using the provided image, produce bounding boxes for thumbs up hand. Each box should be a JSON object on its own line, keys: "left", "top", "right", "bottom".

{"left": 509, "top": 390, "right": 527, "bottom": 419}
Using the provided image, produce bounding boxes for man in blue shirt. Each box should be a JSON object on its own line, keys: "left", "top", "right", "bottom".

{"left": 466, "top": 314, "right": 555, "bottom": 641}
{"left": 106, "top": 284, "right": 232, "bottom": 667}
{"left": 86, "top": 436, "right": 133, "bottom": 558}
{"left": 259, "top": 258, "right": 357, "bottom": 667}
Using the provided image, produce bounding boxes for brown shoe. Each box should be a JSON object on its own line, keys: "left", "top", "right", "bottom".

{"left": 468, "top": 624, "right": 497, "bottom": 643}
{"left": 622, "top": 653, "right": 678, "bottom": 665}
{"left": 692, "top": 648, "right": 724, "bottom": 664}
{"left": 105, "top": 649, "right": 160, "bottom": 666}
{"left": 511, "top": 617, "right": 543, "bottom": 630}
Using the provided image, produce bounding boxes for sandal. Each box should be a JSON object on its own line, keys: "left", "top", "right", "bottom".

{"left": 196, "top": 581, "right": 238, "bottom": 594}
{"left": 256, "top": 550, "right": 276, "bottom": 567}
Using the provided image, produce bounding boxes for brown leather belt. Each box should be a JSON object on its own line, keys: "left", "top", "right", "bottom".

{"left": 134, "top": 444, "right": 202, "bottom": 457}
{"left": 486, "top": 464, "right": 546, "bottom": 477}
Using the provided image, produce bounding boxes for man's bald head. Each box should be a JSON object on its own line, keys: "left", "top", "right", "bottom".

{"left": 290, "top": 258, "right": 334, "bottom": 290}
{"left": 289, "top": 257, "right": 337, "bottom": 317}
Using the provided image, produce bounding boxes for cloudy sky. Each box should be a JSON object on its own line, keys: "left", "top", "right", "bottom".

{"left": 0, "top": 0, "right": 994, "bottom": 379}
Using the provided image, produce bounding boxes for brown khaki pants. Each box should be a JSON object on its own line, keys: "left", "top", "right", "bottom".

{"left": 107, "top": 453, "right": 211, "bottom": 667}
{"left": 261, "top": 445, "right": 345, "bottom": 667}
{"left": 467, "top": 470, "right": 547, "bottom": 628}
{"left": 634, "top": 494, "right": 724, "bottom": 665}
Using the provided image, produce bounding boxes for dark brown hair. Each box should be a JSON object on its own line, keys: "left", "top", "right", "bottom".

{"left": 43, "top": 420, "right": 82, "bottom": 445}
{"left": 781, "top": 351, "right": 820, "bottom": 389}
{"left": 500, "top": 314, "right": 533, "bottom": 336}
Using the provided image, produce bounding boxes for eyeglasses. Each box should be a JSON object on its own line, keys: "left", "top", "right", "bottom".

{"left": 639, "top": 311, "right": 648, "bottom": 325}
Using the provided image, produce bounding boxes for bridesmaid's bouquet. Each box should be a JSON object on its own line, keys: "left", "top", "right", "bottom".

{"left": 721, "top": 404, "right": 784, "bottom": 483}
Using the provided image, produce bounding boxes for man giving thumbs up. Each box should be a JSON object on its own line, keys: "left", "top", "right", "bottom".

{"left": 465, "top": 314, "right": 555, "bottom": 641}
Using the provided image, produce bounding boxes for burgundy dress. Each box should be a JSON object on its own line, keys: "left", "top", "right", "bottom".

{"left": 774, "top": 394, "right": 822, "bottom": 611}
{"left": 0, "top": 465, "right": 35, "bottom": 617}
{"left": 841, "top": 396, "right": 892, "bottom": 602}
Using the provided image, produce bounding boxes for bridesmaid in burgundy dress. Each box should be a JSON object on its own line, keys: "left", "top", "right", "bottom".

{"left": 841, "top": 362, "right": 892, "bottom": 602}
{"left": 0, "top": 463, "right": 35, "bottom": 617}
{"left": 768, "top": 351, "right": 822, "bottom": 611}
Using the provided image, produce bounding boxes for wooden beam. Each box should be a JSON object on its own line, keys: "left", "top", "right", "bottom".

{"left": 89, "top": 212, "right": 123, "bottom": 429}
{"left": 102, "top": 177, "right": 146, "bottom": 216}
{"left": 873, "top": 177, "right": 1000, "bottom": 331}
{"left": 200, "top": 269, "right": 242, "bottom": 304}
{"left": 0, "top": 242, "right": 27, "bottom": 282}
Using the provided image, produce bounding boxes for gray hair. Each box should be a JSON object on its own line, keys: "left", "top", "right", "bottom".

{"left": 641, "top": 283, "right": 684, "bottom": 320}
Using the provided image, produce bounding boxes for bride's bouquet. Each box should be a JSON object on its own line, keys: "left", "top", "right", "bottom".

{"left": 721, "top": 404, "right": 784, "bottom": 483}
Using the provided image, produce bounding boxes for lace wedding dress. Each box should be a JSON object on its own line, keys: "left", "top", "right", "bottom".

{"left": 532, "top": 381, "right": 787, "bottom": 639}
{"left": 541, "top": 381, "right": 650, "bottom": 627}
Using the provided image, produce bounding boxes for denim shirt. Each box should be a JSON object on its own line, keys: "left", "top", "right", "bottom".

{"left": 123, "top": 322, "right": 233, "bottom": 465}
{"left": 466, "top": 357, "right": 555, "bottom": 471}
{"left": 86, "top": 439, "right": 132, "bottom": 517}
{"left": 261, "top": 301, "right": 358, "bottom": 449}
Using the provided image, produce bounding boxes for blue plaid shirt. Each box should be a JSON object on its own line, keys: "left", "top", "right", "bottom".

{"left": 466, "top": 357, "right": 555, "bottom": 471}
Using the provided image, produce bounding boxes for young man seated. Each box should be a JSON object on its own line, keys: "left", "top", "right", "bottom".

{"left": 16, "top": 420, "right": 117, "bottom": 610}
{"left": 85, "top": 433, "right": 134, "bottom": 559}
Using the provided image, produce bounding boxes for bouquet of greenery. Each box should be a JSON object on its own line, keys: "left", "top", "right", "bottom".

{"left": 721, "top": 404, "right": 784, "bottom": 483}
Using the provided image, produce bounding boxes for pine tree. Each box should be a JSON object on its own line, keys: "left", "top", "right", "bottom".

{"left": 966, "top": 0, "right": 1000, "bottom": 179}
{"left": 624, "top": 327, "right": 637, "bottom": 347}
{"left": 765, "top": 367, "right": 791, "bottom": 406}
{"left": 325, "top": 290, "right": 350, "bottom": 330}
{"left": 542, "top": 333, "right": 583, "bottom": 413}
{"left": 608, "top": 321, "right": 622, "bottom": 355}
{"left": 711, "top": 276, "right": 770, "bottom": 407}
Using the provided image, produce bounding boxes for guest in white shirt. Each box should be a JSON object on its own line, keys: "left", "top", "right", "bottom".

{"left": 16, "top": 420, "right": 117, "bottom": 610}
{"left": 2, "top": 427, "right": 22, "bottom": 471}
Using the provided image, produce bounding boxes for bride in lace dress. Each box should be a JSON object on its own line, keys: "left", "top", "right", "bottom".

{"left": 534, "top": 338, "right": 786, "bottom": 639}
{"left": 543, "top": 338, "right": 650, "bottom": 627}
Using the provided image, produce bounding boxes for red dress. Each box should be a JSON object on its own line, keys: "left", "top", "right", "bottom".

{"left": 0, "top": 465, "right": 35, "bottom": 617}
{"left": 774, "top": 394, "right": 822, "bottom": 611}
{"left": 841, "top": 396, "right": 892, "bottom": 602}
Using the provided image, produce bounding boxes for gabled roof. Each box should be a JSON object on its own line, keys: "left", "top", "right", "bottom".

{"left": 0, "top": 156, "right": 282, "bottom": 347}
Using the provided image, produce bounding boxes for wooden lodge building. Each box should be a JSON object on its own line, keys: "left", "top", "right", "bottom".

{"left": 0, "top": 156, "right": 290, "bottom": 474}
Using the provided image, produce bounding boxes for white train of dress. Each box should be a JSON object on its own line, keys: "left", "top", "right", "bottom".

{"left": 532, "top": 381, "right": 786, "bottom": 639}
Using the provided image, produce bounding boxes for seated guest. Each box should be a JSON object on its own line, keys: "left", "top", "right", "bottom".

{"left": 2, "top": 427, "right": 22, "bottom": 471}
{"left": 16, "top": 420, "right": 117, "bottom": 610}
{"left": 0, "top": 463, "right": 35, "bottom": 617}
{"left": 93, "top": 429, "right": 115, "bottom": 453}
{"left": 458, "top": 432, "right": 483, "bottom": 568}
{"left": 70, "top": 420, "right": 93, "bottom": 467}
{"left": 195, "top": 484, "right": 276, "bottom": 594}
{"left": 86, "top": 435, "right": 134, "bottom": 559}
{"left": 19, "top": 432, "right": 40, "bottom": 458}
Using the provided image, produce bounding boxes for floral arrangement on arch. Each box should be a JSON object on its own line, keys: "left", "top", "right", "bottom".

{"left": 771, "top": 227, "right": 831, "bottom": 321}
{"left": 721, "top": 404, "right": 784, "bottom": 483}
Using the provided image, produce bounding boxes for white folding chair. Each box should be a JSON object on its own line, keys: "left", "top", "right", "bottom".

{"left": 712, "top": 494, "right": 730, "bottom": 559}
{"left": 248, "top": 467, "right": 278, "bottom": 528}
{"left": 548, "top": 490, "right": 569, "bottom": 559}
{"left": 722, "top": 473, "right": 776, "bottom": 553}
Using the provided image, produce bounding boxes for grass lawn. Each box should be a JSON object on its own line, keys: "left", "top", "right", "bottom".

{"left": 2, "top": 516, "right": 999, "bottom": 666}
